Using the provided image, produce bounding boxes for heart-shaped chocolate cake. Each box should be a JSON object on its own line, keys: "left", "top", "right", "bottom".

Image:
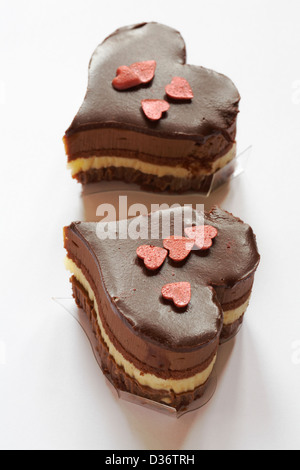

{"left": 64, "top": 206, "right": 260, "bottom": 410}
{"left": 64, "top": 23, "right": 240, "bottom": 192}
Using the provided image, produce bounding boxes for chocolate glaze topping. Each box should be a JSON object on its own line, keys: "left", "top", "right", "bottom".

{"left": 65, "top": 22, "right": 240, "bottom": 142}
{"left": 64, "top": 207, "right": 260, "bottom": 377}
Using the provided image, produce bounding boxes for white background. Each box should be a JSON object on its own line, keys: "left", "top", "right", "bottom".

{"left": 1, "top": 0, "right": 300, "bottom": 450}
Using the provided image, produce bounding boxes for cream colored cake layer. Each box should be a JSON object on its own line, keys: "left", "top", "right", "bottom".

{"left": 65, "top": 257, "right": 216, "bottom": 394}
{"left": 68, "top": 144, "right": 236, "bottom": 178}
{"left": 223, "top": 297, "right": 251, "bottom": 325}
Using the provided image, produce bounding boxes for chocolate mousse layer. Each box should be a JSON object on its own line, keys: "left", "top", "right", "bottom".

{"left": 63, "top": 23, "right": 240, "bottom": 191}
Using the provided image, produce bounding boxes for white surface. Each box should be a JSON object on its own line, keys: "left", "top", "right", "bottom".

{"left": 1, "top": 0, "right": 300, "bottom": 450}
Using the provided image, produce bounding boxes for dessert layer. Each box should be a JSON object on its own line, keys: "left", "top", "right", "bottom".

{"left": 223, "top": 297, "right": 250, "bottom": 325}
{"left": 221, "top": 314, "right": 245, "bottom": 342}
{"left": 73, "top": 167, "right": 215, "bottom": 193}
{"left": 64, "top": 127, "right": 236, "bottom": 166}
{"left": 68, "top": 143, "right": 236, "bottom": 178}
{"left": 68, "top": 264, "right": 216, "bottom": 393}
